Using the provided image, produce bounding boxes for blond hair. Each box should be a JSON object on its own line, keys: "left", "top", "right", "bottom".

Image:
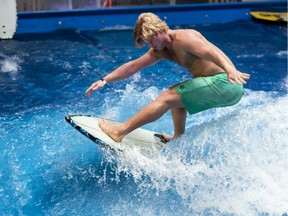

{"left": 133, "top": 13, "right": 169, "bottom": 48}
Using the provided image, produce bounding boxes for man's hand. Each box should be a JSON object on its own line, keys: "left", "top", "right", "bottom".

{"left": 85, "top": 80, "right": 106, "bottom": 99}
{"left": 227, "top": 70, "right": 250, "bottom": 85}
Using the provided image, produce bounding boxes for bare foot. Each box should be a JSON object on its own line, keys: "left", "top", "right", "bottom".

{"left": 162, "top": 132, "right": 183, "bottom": 142}
{"left": 98, "top": 120, "right": 125, "bottom": 142}
{"left": 162, "top": 131, "right": 173, "bottom": 142}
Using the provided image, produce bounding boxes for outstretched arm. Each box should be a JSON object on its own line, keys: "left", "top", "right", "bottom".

{"left": 85, "top": 49, "right": 159, "bottom": 98}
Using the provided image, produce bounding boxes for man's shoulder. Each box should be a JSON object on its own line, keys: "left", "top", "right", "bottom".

{"left": 175, "top": 29, "right": 199, "bottom": 37}
{"left": 174, "top": 29, "right": 201, "bottom": 47}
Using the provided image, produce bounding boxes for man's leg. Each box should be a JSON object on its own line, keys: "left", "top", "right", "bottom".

{"left": 99, "top": 88, "right": 184, "bottom": 142}
{"left": 162, "top": 107, "right": 187, "bottom": 141}
{"left": 172, "top": 107, "right": 187, "bottom": 137}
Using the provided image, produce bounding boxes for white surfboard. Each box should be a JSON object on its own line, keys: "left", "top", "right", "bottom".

{"left": 65, "top": 115, "right": 166, "bottom": 151}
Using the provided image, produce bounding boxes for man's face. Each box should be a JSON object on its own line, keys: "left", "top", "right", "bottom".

{"left": 145, "top": 31, "right": 165, "bottom": 51}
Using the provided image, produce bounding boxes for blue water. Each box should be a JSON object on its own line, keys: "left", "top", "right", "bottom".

{"left": 0, "top": 20, "right": 287, "bottom": 215}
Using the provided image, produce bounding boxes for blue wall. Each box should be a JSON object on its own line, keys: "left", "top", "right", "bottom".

{"left": 16, "top": 1, "right": 287, "bottom": 34}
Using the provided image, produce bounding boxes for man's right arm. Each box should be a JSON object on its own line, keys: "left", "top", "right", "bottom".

{"left": 85, "top": 49, "right": 159, "bottom": 98}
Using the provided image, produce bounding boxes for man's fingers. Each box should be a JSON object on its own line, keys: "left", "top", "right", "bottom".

{"left": 242, "top": 73, "right": 250, "bottom": 79}
{"left": 228, "top": 77, "right": 235, "bottom": 84}
{"left": 229, "top": 72, "right": 250, "bottom": 85}
{"left": 85, "top": 90, "right": 91, "bottom": 99}
{"left": 85, "top": 86, "right": 94, "bottom": 99}
{"left": 239, "top": 78, "right": 247, "bottom": 84}
{"left": 85, "top": 82, "right": 102, "bottom": 99}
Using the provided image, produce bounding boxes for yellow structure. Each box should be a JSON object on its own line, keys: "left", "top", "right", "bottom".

{"left": 250, "top": 11, "right": 288, "bottom": 22}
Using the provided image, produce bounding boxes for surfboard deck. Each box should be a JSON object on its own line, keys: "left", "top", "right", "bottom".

{"left": 250, "top": 11, "right": 287, "bottom": 23}
{"left": 65, "top": 115, "right": 166, "bottom": 151}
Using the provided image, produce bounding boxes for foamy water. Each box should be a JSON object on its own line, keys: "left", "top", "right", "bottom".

{"left": 0, "top": 55, "right": 22, "bottom": 73}
{"left": 1, "top": 81, "right": 287, "bottom": 215}
{"left": 96, "top": 87, "right": 288, "bottom": 215}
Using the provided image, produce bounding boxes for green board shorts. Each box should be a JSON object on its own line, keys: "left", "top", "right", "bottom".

{"left": 174, "top": 72, "right": 244, "bottom": 114}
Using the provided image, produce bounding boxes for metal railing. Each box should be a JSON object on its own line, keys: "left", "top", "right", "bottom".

{"left": 16, "top": 0, "right": 247, "bottom": 12}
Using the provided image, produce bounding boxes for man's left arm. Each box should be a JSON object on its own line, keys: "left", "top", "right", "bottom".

{"left": 207, "top": 41, "right": 250, "bottom": 84}
{"left": 183, "top": 31, "right": 250, "bottom": 84}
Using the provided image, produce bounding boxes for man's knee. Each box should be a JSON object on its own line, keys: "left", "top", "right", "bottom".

{"left": 158, "top": 89, "right": 175, "bottom": 99}
{"left": 157, "top": 89, "right": 182, "bottom": 106}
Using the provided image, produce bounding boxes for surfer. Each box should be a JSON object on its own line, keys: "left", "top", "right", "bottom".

{"left": 85, "top": 12, "right": 250, "bottom": 143}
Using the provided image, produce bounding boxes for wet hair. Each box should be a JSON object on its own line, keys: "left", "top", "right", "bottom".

{"left": 133, "top": 12, "right": 169, "bottom": 48}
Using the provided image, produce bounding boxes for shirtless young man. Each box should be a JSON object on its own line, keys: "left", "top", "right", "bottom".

{"left": 85, "top": 12, "right": 250, "bottom": 143}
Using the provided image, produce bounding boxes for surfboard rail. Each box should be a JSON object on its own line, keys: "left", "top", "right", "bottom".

{"left": 65, "top": 115, "right": 108, "bottom": 148}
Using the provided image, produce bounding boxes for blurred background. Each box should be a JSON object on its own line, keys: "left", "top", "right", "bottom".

{"left": 17, "top": 0, "right": 261, "bottom": 12}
